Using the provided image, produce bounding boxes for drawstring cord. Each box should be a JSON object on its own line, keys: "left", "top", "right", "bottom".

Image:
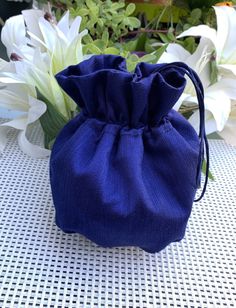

{"left": 158, "top": 62, "right": 209, "bottom": 202}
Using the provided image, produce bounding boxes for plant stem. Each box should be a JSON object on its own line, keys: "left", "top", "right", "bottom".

{"left": 120, "top": 28, "right": 175, "bottom": 38}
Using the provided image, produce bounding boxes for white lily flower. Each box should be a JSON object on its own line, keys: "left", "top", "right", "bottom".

{"left": 159, "top": 39, "right": 236, "bottom": 135}
{"left": 1, "top": 9, "right": 87, "bottom": 114}
{"left": 0, "top": 83, "right": 50, "bottom": 157}
{"left": 177, "top": 6, "right": 236, "bottom": 78}
{"left": 218, "top": 102, "right": 236, "bottom": 146}
{"left": 0, "top": 9, "right": 88, "bottom": 156}
{"left": 24, "top": 10, "right": 88, "bottom": 74}
{"left": 0, "top": 49, "right": 71, "bottom": 118}
{"left": 0, "top": 58, "right": 50, "bottom": 157}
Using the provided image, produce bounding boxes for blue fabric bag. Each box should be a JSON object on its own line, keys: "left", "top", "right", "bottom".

{"left": 50, "top": 55, "right": 209, "bottom": 253}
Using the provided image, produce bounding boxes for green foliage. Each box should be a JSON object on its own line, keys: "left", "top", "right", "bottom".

{"left": 202, "top": 159, "right": 214, "bottom": 181}
{"left": 36, "top": 0, "right": 218, "bottom": 61}
{"left": 185, "top": 0, "right": 222, "bottom": 9}
{"left": 71, "top": 0, "right": 140, "bottom": 41}
{"left": 177, "top": 36, "right": 197, "bottom": 53}
{"left": 37, "top": 0, "right": 140, "bottom": 42}
{"left": 126, "top": 50, "right": 165, "bottom": 72}
{"left": 176, "top": 7, "right": 216, "bottom": 34}
{"left": 37, "top": 89, "right": 68, "bottom": 149}
{"left": 82, "top": 32, "right": 167, "bottom": 72}
{"left": 174, "top": 5, "right": 217, "bottom": 54}
{"left": 133, "top": 3, "right": 188, "bottom": 23}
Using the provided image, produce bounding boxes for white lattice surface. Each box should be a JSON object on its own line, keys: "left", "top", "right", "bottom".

{"left": 0, "top": 127, "right": 235, "bottom": 308}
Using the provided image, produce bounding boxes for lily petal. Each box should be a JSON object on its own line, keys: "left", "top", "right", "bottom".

{"left": 64, "top": 30, "right": 88, "bottom": 69}
{"left": 218, "top": 64, "right": 236, "bottom": 78}
{"left": 0, "top": 89, "right": 29, "bottom": 112}
{"left": 218, "top": 107, "right": 236, "bottom": 146}
{"left": 214, "top": 6, "right": 236, "bottom": 62}
{"left": 18, "top": 130, "right": 51, "bottom": 158}
{"left": 1, "top": 115, "right": 28, "bottom": 130}
{"left": 0, "top": 75, "right": 26, "bottom": 84}
{"left": 27, "top": 95, "right": 47, "bottom": 125}
{"left": 38, "top": 17, "right": 57, "bottom": 52}
{"left": 57, "top": 11, "right": 70, "bottom": 36}
{"left": 13, "top": 59, "right": 67, "bottom": 116}
{"left": 17, "top": 96, "right": 50, "bottom": 158}
{"left": 22, "top": 9, "right": 44, "bottom": 49}
{"left": 208, "top": 77, "right": 236, "bottom": 100}
{"left": 174, "top": 93, "right": 192, "bottom": 111}
{"left": 159, "top": 43, "right": 190, "bottom": 64}
{"left": 189, "top": 110, "right": 219, "bottom": 135}
{"left": 1, "top": 96, "right": 50, "bottom": 157}
{"left": 188, "top": 92, "right": 231, "bottom": 134}
{"left": 177, "top": 25, "right": 217, "bottom": 48}
{"left": 186, "top": 38, "right": 212, "bottom": 89}
{"left": 1, "top": 15, "right": 27, "bottom": 57}
{"left": 27, "top": 31, "right": 48, "bottom": 49}
{"left": 68, "top": 16, "right": 82, "bottom": 43}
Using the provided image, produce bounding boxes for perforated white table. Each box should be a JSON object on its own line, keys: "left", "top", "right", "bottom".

{"left": 0, "top": 127, "right": 235, "bottom": 308}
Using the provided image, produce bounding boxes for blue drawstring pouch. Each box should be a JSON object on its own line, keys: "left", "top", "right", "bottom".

{"left": 50, "top": 55, "right": 209, "bottom": 253}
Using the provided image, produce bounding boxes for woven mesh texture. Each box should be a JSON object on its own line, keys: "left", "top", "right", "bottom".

{"left": 0, "top": 128, "right": 235, "bottom": 308}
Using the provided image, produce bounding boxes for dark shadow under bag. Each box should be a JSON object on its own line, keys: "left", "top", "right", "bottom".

{"left": 50, "top": 55, "right": 209, "bottom": 253}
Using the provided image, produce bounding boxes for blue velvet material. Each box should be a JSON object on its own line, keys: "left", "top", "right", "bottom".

{"left": 50, "top": 55, "right": 203, "bottom": 253}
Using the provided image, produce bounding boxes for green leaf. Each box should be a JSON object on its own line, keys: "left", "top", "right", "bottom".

{"left": 83, "top": 43, "right": 101, "bottom": 54}
{"left": 129, "top": 54, "right": 139, "bottom": 62}
{"left": 126, "top": 61, "right": 137, "bottom": 72}
{"left": 190, "top": 8, "right": 202, "bottom": 21}
{"left": 77, "top": 8, "right": 89, "bottom": 16}
{"left": 112, "top": 15, "right": 124, "bottom": 24}
{"left": 158, "top": 33, "right": 170, "bottom": 44}
{"left": 135, "top": 33, "right": 147, "bottom": 52}
{"left": 202, "top": 159, "right": 214, "bottom": 181}
{"left": 144, "top": 38, "right": 158, "bottom": 53}
{"left": 37, "top": 89, "right": 68, "bottom": 150}
{"left": 140, "top": 54, "right": 156, "bottom": 63}
{"left": 82, "top": 34, "right": 93, "bottom": 44}
{"left": 153, "top": 44, "right": 168, "bottom": 62}
{"left": 167, "top": 28, "right": 176, "bottom": 42}
{"left": 183, "top": 23, "right": 192, "bottom": 31}
{"left": 122, "top": 38, "right": 138, "bottom": 52}
{"left": 126, "top": 17, "right": 141, "bottom": 29}
{"left": 126, "top": 53, "right": 139, "bottom": 72}
{"left": 111, "top": 2, "right": 125, "bottom": 10}
{"left": 90, "top": 6, "right": 99, "bottom": 17}
{"left": 97, "top": 18, "right": 104, "bottom": 29}
{"left": 86, "top": 0, "right": 96, "bottom": 10}
{"left": 87, "top": 20, "right": 96, "bottom": 31}
{"left": 179, "top": 37, "right": 197, "bottom": 54}
{"left": 94, "top": 39, "right": 106, "bottom": 50}
{"left": 125, "top": 3, "right": 136, "bottom": 16}
{"left": 102, "top": 30, "right": 109, "bottom": 45}
{"left": 104, "top": 47, "right": 120, "bottom": 55}
{"left": 133, "top": 3, "right": 188, "bottom": 23}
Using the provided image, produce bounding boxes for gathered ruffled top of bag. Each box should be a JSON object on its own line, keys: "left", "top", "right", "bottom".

{"left": 56, "top": 55, "right": 187, "bottom": 128}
